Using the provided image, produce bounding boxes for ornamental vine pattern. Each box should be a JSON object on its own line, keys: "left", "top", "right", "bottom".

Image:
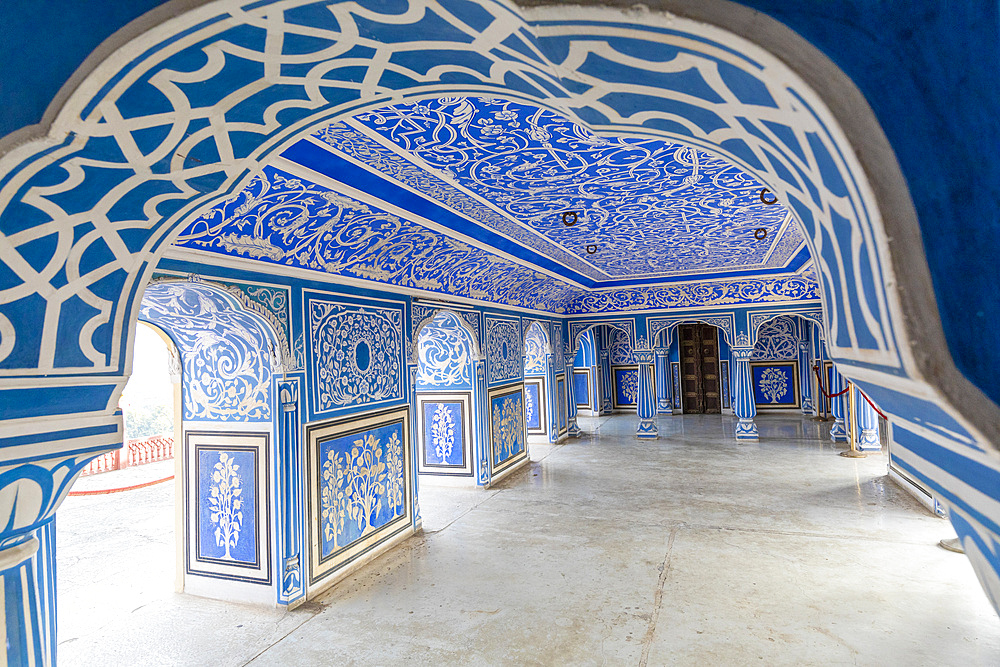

{"left": 140, "top": 283, "right": 273, "bottom": 421}
{"left": 754, "top": 316, "right": 800, "bottom": 361}
{"left": 416, "top": 312, "right": 474, "bottom": 390}
{"left": 348, "top": 97, "right": 803, "bottom": 279}
{"left": 619, "top": 370, "right": 639, "bottom": 404}
{"left": 523, "top": 323, "right": 548, "bottom": 375}
{"left": 309, "top": 300, "right": 403, "bottom": 412}
{"left": 486, "top": 318, "right": 522, "bottom": 385}
{"left": 608, "top": 328, "right": 635, "bottom": 365}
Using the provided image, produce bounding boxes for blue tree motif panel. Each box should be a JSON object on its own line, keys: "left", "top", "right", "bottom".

{"left": 415, "top": 312, "right": 474, "bottom": 391}
{"left": 421, "top": 401, "right": 465, "bottom": 468}
{"left": 752, "top": 362, "right": 801, "bottom": 409}
{"left": 345, "top": 98, "right": 804, "bottom": 280}
{"left": 305, "top": 292, "right": 404, "bottom": 418}
{"left": 317, "top": 421, "right": 406, "bottom": 559}
{"left": 574, "top": 370, "right": 591, "bottom": 408}
{"left": 141, "top": 282, "right": 274, "bottom": 422}
{"left": 198, "top": 449, "right": 257, "bottom": 565}
{"left": 306, "top": 406, "right": 413, "bottom": 594}
{"left": 524, "top": 379, "right": 546, "bottom": 435}
{"left": 557, "top": 376, "right": 568, "bottom": 433}
{"left": 490, "top": 386, "right": 526, "bottom": 475}
{"left": 486, "top": 316, "right": 522, "bottom": 386}
{"left": 613, "top": 367, "right": 640, "bottom": 408}
{"left": 185, "top": 432, "right": 270, "bottom": 585}
{"left": 753, "top": 316, "right": 799, "bottom": 361}
{"left": 523, "top": 323, "right": 548, "bottom": 376}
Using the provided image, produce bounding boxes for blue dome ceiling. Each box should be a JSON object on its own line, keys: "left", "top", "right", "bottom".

{"left": 174, "top": 95, "right": 811, "bottom": 311}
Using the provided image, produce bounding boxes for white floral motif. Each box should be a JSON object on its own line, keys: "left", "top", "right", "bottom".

{"left": 208, "top": 452, "right": 244, "bottom": 560}
{"left": 493, "top": 393, "right": 525, "bottom": 463}
{"left": 525, "top": 389, "right": 535, "bottom": 425}
{"left": 524, "top": 322, "right": 548, "bottom": 375}
{"left": 620, "top": 370, "right": 639, "bottom": 404}
{"left": 759, "top": 368, "right": 789, "bottom": 403}
{"left": 431, "top": 404, "right": 456, "bottom": 462}
{"left": 753, "top": 316, "right": 799, "bottom": 361}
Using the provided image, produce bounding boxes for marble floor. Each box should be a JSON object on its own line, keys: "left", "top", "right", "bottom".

{"left": 58, "top": 413, "right": 1000, "bottom": 665}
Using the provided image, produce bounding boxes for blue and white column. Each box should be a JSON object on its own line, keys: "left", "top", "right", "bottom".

{"left": 276, "top": 378, "right": 305, "bottom": 605}
{"left": 634, "top": 350, "right": 658, "bottom": 439}
{"left": 564, "top": 353, "right": 582, "bottom": 437}
{"left": 829, "top": 365, "right": 849, "bottom": 442}
{"left": 654, "top": 347, "right": 672, "bottom": 415}
{"left": 856, "top": 389, "right": 881, "bottom": 451}
{"left": 799, "top": 340, "right": 814, "bottom": 414}
{"left": 731, "top": 345, "right": 759, "bottom": 440}
{"left": 599, "top": 349, "right": 613, "bottom": 415}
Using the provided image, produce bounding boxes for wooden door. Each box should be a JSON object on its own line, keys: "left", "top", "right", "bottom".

{"left": 678, "top": 324, "right": 722, "bottom": 414}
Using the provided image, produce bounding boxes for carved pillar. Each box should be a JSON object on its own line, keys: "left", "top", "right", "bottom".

{"left": 599, "top": 349, "right": 613, "bottom": 414}
{"left": 547, "top": 351, "right": 559, "bottom": 443}
{"left": 634, "top": 350, "right": 658, "bottom": 438}
{"left": 654, "top": 347, "right": 672, "bottom": 415}
{"left": 474, "top": 361, "right": 491, "bottom": 485}
{"left": 829, "top": 365, "right": 849, "bottom": 442}
{"left": 564, "top": 353, "right": 582, "bottom": 437}
{"left": 276, "top": 378, "right": 305, "bottom": 605}
{"left": 408, "top": 364, "right": 423, "bottom": 519}
{"left": 799, "top": 340, "right": 814, "bottom": 414}
{"left": 856, "top": 389, "right": 881, "bottom": 451}
{"left": 731, "top": 346, "right": 759, "bottom": 440}
{"left": 0, "top": 425, "right": 102, "bottom": 666}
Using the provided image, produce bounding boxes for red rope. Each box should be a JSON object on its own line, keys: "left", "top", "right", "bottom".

{"left": 859, "top": 389, "right": 889, "bottom": 420}
{"left": 812, "top": 365, "right": 849, "bottom": 398}
{"left": 69, "top": 475, "right": 174, "bottom": 496}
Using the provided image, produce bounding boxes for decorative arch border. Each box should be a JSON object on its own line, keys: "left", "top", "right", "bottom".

{"left": 522, "top": 320, "right": 552, "bottom": 355}
{"left": 570, "top": 319, "right": 636, "bottom": 353}
{"left": 750, "top": 310, "right": 823, "bottom": 347}
{"left": 648, "top": 314, "right": 736, "bottom": 349}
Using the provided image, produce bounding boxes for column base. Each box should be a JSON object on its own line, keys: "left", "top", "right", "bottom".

{"left": 801, "top": 399, "right": 814, "bottom": 414}
{"left": 636, "top": 418, "right": 658, "bottom": 439}
{"left": 858, "top": 428, "right": 881, "bottom": 451}
{"left": 830, "top": 419, "right": 848, "bottom": 442}
{"left": 656, "top": 406, "right": 673, "bottom": 415}
{"left": 567, "top": 421, "right": 582, "bottom": 437}
{"left": 735, "top": 418, "right": 758, "bottom": 440}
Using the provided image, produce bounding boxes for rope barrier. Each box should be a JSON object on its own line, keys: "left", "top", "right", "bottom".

{"left": 68, "top": 475, "right": 174, "bottom": 496}
{"left": 812, "top": 365, "right": 888, "bottom": 420}
{"left": 812, "top": 365, "right": 850, "bottom": 399}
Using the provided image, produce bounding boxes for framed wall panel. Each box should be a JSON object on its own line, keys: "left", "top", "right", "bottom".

{"left": 488, "top": 383, "right": 527, "bottom": 479}
{"left": 416, "top": 392, "right": 474, "bottom": 477}
{"left": 185, "top": 431, "right": 271, "bottom": 585}
{"left": 612, "top": 365, "right": 639, "bottom": 409}
{"left": 573, "top": 368, "right": 591, "bottom": 408}
{"left": 524, "top": 377, "right": 548, "bottom": 437}
{"left": 751, "top": 361, "right": 801, "bottom": 409}
{"left": 671, "top": 362, "right": 682, "bottom": 411}
{"left": 556, "top": 374, "right": 567, "bottom": 434}
{"left": 720, "top": 360, "right": 731, "bottom": 410}
{"left": 306, "top": 405, "right": 413, "bottom": 594}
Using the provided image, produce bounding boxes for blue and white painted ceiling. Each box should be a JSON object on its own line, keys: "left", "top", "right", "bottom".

{"left": 175, "top": 97, "right": 814, "bottom": 314}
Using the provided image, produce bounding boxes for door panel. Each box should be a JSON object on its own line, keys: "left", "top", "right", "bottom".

{"left": 679, "top": 324, "right": 722, "bottom": 414}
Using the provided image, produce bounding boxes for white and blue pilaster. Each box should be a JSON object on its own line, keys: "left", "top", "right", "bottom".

{"left": 564, "top": 353, "right": 582, "bottom": 437}
{"left": 829, "top": 365, "right": 849, "bottom": 442}
{"left": 634, "top": 350, "right": 658, "bottom": 439}
{"left": 855, "top": 389, "right": 881, "bottom": 451}
{"left": 731, "top": 345, "right": 759, "bottom": 440}
{"left": 654, "top": 347, "right": 672, "bottom": 415}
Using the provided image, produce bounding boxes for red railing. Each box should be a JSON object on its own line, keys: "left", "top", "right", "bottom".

{"left": 81, "top": 434, "right": 174, "bottom": 476}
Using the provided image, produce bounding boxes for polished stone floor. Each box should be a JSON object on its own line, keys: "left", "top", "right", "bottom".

{"left": 58, "top": 413, "right": 1000, "bottom": 665}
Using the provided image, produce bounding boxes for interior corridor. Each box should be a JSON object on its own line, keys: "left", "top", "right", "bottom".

{"left": 60, "top": 414, "right": 1000, "bottom": 666}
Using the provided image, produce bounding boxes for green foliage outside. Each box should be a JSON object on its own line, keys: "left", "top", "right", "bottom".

{"left": 124, "top": 404, "right": 172, "bottom": 440}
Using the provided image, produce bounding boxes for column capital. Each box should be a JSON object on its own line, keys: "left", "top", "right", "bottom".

{"left": 731, "top": 346, "right": 755, "bottom": 360}
{"left": 653, "top": 347, "right": 669, "bottom": 357}
{"left": 633, "top": 349, "right": 654, "bottom": 364}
